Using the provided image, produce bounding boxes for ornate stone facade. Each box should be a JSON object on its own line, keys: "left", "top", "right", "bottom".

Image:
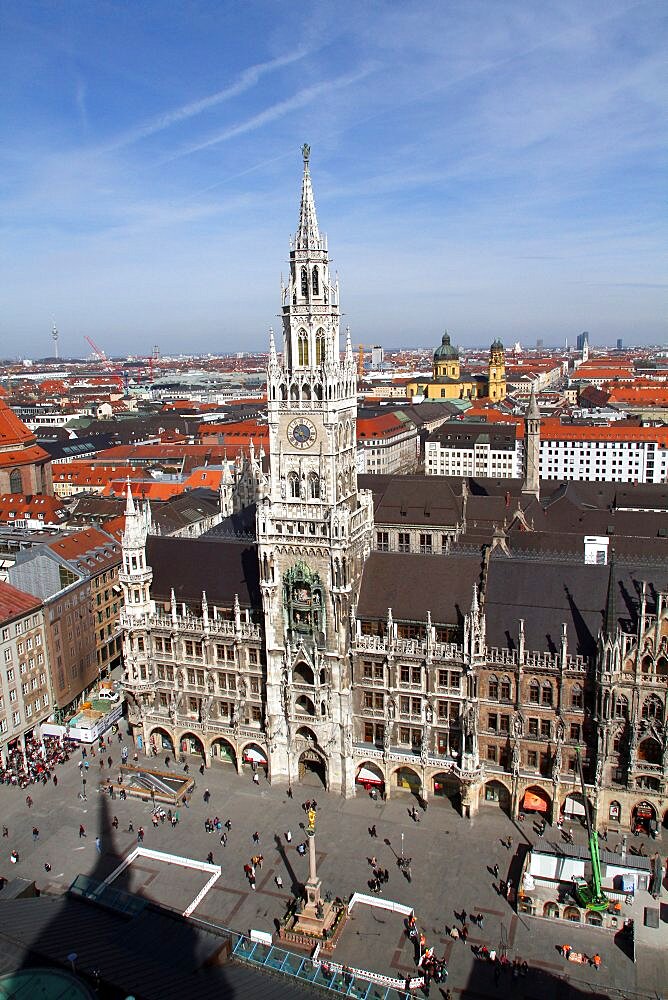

{"left": 120, "top": 150, "right": 668, "bottom": 834}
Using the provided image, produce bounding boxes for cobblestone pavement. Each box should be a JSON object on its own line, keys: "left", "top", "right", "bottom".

{"left": 0, "top": 739, "right": 665, "bottom": 998}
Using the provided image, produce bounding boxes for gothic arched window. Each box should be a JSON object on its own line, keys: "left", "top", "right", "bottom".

{"left": 488, "top": 675, "right": 498, "bottom": 699}
{"left": 541, "top": 682, "right": 553, "bottom": 706}
{"left": 301, "top": 266, "right": 308, "bottom": 298}
{"left": 500, "top": 676, "right": 511, "bottom": 701}
{"left": 9, "top": 469, "right": 22, "bottom": 494}
{"left": 571, "top": 684, "right": 583, "bottom": 709}
{"left": 315, "top": 328, "right": 325, "bottom": 366}
{"left": 642, "top": 694, "right": 663, "bottom": 721}
{"left": 308, "top": 472, "right": 320, "bottom": 500}
{"left": 288, "top": 472, "right": 299, "bottom": 499}
{"left": 528, "top": 679, "right": 540, "bottom": 704}
{"left": 298, "top": 330, "right": 309, "bottom": 366}
{"left": 312, "top": 266, "right": 319, "bottom": 296}
{"left": 614, "top": 694, "right": 629, "bottom": 718}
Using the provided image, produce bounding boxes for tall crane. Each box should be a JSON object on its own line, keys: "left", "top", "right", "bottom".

{"left": 572, "top": 747, "right": 608, "bottom": 912}
{"left": 84, "top": 335, "right": 114, "bottom": 371}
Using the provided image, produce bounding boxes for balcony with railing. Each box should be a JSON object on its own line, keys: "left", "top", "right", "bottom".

{"left": 121, "top": 610, "right": 261, "bottom": 642}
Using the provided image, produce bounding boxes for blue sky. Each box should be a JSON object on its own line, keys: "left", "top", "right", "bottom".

{"left": 0, "top": 1, "right": 666, "bottom": 357}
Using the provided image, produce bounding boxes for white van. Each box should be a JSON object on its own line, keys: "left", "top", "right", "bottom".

{"left": 98, "top": 687, "right": 120, "bottom": 702}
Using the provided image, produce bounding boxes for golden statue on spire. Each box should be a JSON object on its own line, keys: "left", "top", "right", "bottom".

{"left": 302, "top": 143, "right": 310, "bottom": 163}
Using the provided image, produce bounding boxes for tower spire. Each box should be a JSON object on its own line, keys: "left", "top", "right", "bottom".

{"left": 604, "top": 549, "right": 617, "bottom": 637}
{"left": 125, "top": 477, "right": 135, "bottom": 515}
{"left": 296, "top": 143, "right": 321, "bottom": 250}
{"left": 268, "top": 326, "right": 278, "bottom": 365}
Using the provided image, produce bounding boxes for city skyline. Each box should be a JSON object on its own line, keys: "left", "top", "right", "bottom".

{"left": 1, "top": 0, "right": 666, "bottom": 356}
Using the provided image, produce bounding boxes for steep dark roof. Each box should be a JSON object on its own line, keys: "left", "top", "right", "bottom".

{"left": 147, "top": 536, "right": 261, "bottom": 609}
{"left": 484, "top": 557, "right": 607, "bottom": 657}
{"left": 359, "top": 475, "right": 462, "bottom": 527}
{"left": 485, "top": 555, "right": 668, "bottom": 658}
{"left": 151, "top": 493, "right": 219, "bottom": 535}
{"left": 357, "top": 551, "right": 483, "bottom": 624}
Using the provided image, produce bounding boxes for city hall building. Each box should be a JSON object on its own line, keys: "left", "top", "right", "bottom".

{"left": 121, "top": 148, "right": 668, "bottom": 836}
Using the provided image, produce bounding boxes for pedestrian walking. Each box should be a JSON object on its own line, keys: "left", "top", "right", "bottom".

{"left": 562, "top": 944, "right": 571, "bottom": 960}
{"left": 275, "top": 875, "right": 283, "bottom": 888}
{"left": 137, "top": 827, "right": 145, "bottom": 843}
{"left": 369, "top": 824, "right": 377, "bottom": 838}
{"left": 79, "top": 825, "right": 86, "bottom": 838}
{"left": 95, "top": 836, "right": 102, "bottom": 853}
{"left": 128, "top": 820, "right": 134, "bottom": 833}
{"left": 206, "top": 851, "right": 214, "bottom": 865}
{"left": 224, "top": 819, "right": 231, "bottom": 831}
{"left": 253, "top": 772, "right": 260, "bottom": 785}
{"left": 53, "top": 775, "right": 58, "bottom": 788}
{"left": 507, "top": 836, "right": 512, "bottom": 850}
{"left": 112, "top": 816, "right": 119, "bottom": 830}
{"left": 2, "top": 827, "right": 8, "bottom": 838}
{"left": 26, "top": 795, "right": 33, "bottom": 809}
{"left": 107, "top": 756, "right": 112, "bottom": 769}
{"left": 220, "top": 831, "right": 227, "bottom": 846}
{"left": 203, "top": 788, "right": 210, "bottom": 803}
{"left": 493, "top": 863, "right": 499, "bottom": 879}
{"left": 285, "top": 830, "right": 292, "bottom": 843}
{"left": 252, "top": 831, "right": 259, "bottom": 844}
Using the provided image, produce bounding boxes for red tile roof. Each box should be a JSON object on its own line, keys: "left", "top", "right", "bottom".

{"left": 0, "top": 444, "right": 51, "bottom": 467}
{"left": 606, "top": 387, "right": 668, "bottom": 406}
{"left": 540, "top": 418, "right": 668, "bottom": 446}
{"left": 0, "top": 494, "right": 67, "bottom": 524}
{"left": 47, "top": 527, "right": 121, "bottom": 568}
{"left": 0, "top": 580, "right": 41, "bottom": 624}
{"left": 357, "top": 414, "right": 410, "bottom": 438}
{"left": 0, "top": 397, "right": 34, "bottom": 447}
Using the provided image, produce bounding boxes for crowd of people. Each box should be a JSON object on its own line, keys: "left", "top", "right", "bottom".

{"left": 0, "top": 735, "right": 75, "bottom": 788}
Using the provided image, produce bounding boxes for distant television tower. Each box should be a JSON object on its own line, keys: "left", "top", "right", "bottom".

{"left": 51, "top": 323, "right": 59, "bottom": 360}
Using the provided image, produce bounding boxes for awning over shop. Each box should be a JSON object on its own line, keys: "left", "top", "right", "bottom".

{"left": 243, "top": 747, "right": 267, "bottom": 764}
{"left": 522, "top": 790, "right": 549, "bottom": 813}
{"left": 356, "top": 766, "right": 384, "bottom": 786}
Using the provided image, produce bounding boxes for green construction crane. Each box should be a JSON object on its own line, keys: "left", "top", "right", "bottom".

{"left": 572, "top": 747, "right": 608, "bottom": 912}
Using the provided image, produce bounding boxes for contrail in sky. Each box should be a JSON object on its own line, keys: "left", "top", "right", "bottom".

{"left": 167, "top": 66, "right": 376, "bottom": 161}
{"left": 101, "top": 48, "right": 312, "bottom": 152}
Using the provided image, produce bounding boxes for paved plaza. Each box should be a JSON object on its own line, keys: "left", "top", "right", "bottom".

{"left": 0, "top": 737, "right": 666, "bottom": 998}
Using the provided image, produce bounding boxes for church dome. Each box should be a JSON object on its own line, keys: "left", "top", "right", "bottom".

{"left": 490, "top": 338, "right": 504, "bottom": 352}
{"left": 434, "top": 331, "right": 459, "bottom": 361}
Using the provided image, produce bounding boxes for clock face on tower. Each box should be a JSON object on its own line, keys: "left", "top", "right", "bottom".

{"left": 287, "top": 417, "right": 317, "bottom": 449}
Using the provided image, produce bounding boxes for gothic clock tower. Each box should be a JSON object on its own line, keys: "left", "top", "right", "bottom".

{"left": 257, "top": 145, "right": 373, "bottom": 796}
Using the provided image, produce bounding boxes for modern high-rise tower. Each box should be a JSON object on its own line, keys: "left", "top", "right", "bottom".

{"left": 256, "top": 145, "right": 374, "bottom": 795}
